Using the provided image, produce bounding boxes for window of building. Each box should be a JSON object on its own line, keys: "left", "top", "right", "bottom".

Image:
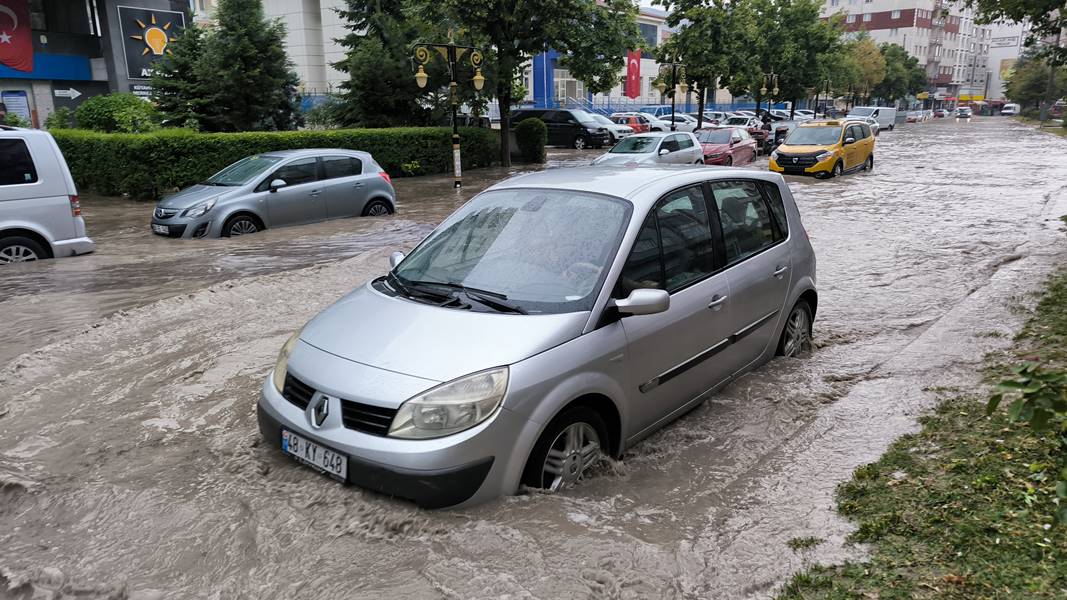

{"left": 846, "top": 14, "right": 856, "bottom": 23}
{"left": 890, "top": 28, "right": 898, "bottom": 36}
{"left": 639, "top": 23, "right": 658, "bottom": 59}
{"left": 891, "top": 9, "right": 901, "bottom": 19}
{"left": 863, "top": 12, "right": 872, "bottom": 22}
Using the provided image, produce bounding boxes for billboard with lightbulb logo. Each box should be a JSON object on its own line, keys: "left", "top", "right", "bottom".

{"left": 117, "top": 5, "right": 186, "bottom": 82}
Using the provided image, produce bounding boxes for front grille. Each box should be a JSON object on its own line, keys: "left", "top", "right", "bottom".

{"left": 154, "top": 207, "right": 179, "bottom": 219}
{"left": 282, "top": 373, "right": 314, "bottom": 409}
{"left": 282, "top": 373, "right": 397, "bottom": 436}
{"left": 776, "top": 152, "right": 819, "bottom": 167}
{"left": 340, "top": 400, "right": 397, "bottom": 436}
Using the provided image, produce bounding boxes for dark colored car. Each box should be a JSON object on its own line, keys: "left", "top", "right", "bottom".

{"left": 509, "top": 108, "right": 611, "bottom": 150}
{"left": 694, "top": 127, "right": 758, "bottom": 166}
{"left": 933, "top": 109, "right": 948, "bottom": 118}
{"left": 721, "top": 116, "right": 770, "bottom": 153}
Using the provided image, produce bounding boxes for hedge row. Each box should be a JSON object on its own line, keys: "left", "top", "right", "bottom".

{"left": 51, "top": 127, "right": 499, "bottom": 199}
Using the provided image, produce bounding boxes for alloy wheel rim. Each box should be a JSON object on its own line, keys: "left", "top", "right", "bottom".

{"left": 0, "top": 245, "right": 39, "bottom": 263}
{"left": 367, "top": 203, "right": 389, "bottom": 216}
{"left": 542, "top": 422, "right": 601, "bottom": 492}
{"left": 783, "top": 307, "right": 811, "bottom": 357}
{"left": 575, "top": 137, "right": 586, "bottom": 150}
{"left": 834, "top": 162, "right": 842, "bottom": 176}
{"left": 230, "top": 220, "right": 258, "bottom": 236}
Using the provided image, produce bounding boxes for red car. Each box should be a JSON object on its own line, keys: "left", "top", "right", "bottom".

{"left": 610, "top": 114, "right": 650, "bottom": 134}
{"left": 695, "top": 127, "right": 758, "bottom": 166}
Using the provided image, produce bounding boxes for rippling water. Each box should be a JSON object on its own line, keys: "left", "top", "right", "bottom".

{"left": 2, "top": 118, "right": 1066, "bottom": 599}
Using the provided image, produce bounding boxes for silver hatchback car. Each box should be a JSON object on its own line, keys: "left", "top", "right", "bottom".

{"left": 151, "top": 149, "right": 396, "bottom": 239}
{"left": 258, "top": 166, "right": 816, "bottom": 508}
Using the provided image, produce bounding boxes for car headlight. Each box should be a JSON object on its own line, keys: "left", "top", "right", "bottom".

{"left": 770, "top": 150, "right": 779, "bottom": 160}
{"left": 272, "top": 329, "right": 302, "bottom": 393}
{"left": 706, "top": 153, "right": 723, "bottom": 159}
{"left": 816, "top": 151, "right": 834, "bottom": 162}
{"left": 388, "top": 367, "right": 508, "bottom": 439}
{"left": 183, "top": 198, "right": 217, "bottom": 218}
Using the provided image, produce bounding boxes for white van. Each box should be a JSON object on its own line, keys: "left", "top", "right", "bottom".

{"left": 0, "top": 126, "right": 95, "bottom": 264}
{"left": 848, "top": 106, "right": 898, "bottom": 131}
{"left": 1001, "top": 103, "right": 1020, "bottom": 116}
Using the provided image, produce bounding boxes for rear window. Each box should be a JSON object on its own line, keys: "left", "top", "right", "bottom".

{"left": 322, "top": 155, "right": 362, "bottom": 179}
{"left": 0, "top": 139, "right": 39, "bottom": 186}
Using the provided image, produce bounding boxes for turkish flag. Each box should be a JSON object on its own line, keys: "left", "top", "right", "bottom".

{"left": 625, "top": 50, "right": 641, "bottom": 99}
{"left": 0, "top": 0, "right": 33, "bottom": 72}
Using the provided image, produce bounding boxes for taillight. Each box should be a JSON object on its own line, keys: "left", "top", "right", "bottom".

{"left": 69, "top": 195, "right": 81, "bottom": 217}
{"left": 379, "top": 171, "right": 392, "bottom": 185}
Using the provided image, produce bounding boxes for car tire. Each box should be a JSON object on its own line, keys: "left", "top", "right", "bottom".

{"left": 831, "top": 160, "right": 843, "bottom": 178}
{"left": 888, "top": 124, "right": 894, "bottom": 131}
{"left": 521, "top": 405, "right": 608, "bottom": 493}
{"left": 0, "top": 236, "right": 48, "bottom": 264}
{"left": 725, "top": 155, "right": 733, "bottom": 166}
{"left": 573, "top": 136, "right": 587, "bottom": 150}
{"left": 222, "top": 214, "right": 263, "bottom": 237}
{"left": 864, "top": 155, "right": 874, "bottom": 172}
{"left": 776, "top": 299, "right": 813, "bottom": 357}
{"left": 607, "top": 133, "right": 617, "bottom": 145}
{"left": 362, "top": 199, "right": 393, "bottom": 217}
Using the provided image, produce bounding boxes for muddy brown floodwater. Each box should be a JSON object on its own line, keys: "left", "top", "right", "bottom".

{"left": 2, "top": 119, "right": 1066, "bottom": 599}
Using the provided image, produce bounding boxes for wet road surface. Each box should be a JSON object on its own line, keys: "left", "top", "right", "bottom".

{"left": 2, "top": 118, "right": 1066, "bottom": 599}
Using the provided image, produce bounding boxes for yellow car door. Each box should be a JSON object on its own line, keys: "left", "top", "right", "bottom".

{"left": 845, "top": 124, "right": 864, "bottom": 169}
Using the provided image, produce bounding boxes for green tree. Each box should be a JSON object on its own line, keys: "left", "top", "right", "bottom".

{"left": 196, "top": 0, "right": 300, "bottom": 131}
{"left": 962, "top": 0, "right": 1067, "bottom": 66}
{"left": 839, "top": 35, "right": 886, "bottom": 104}
{"left": 419, "top": 0, "right": 640, "bottom": 166}
{"left": 555, "top": 1, "right": 642, "bottom": 96}
{"left": 149, "top": 24, "right": 206, "bottom": 129}
{"left": 1005, "top": 55, "right": 1067, "bottom": 109}
{"left": 75, "top": 93, "right": 160, "bottom": 133}
{"left": 871, "top": 43, "right": 927, "bottom": 104}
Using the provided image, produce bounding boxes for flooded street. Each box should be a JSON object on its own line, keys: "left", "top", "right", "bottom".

{"left": 2, "top": 118, "right": 1066, "bottom": 599}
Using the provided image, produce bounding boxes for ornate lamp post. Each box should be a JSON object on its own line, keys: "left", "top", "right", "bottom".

{"left": 655, "top": 59, "right": 687, "bottom": 131}
{"left": 821, "top": 78, "right": 832, "bottom": 116}
{"left": 413, "top": 33, "right": 485, "bottom": 189}
{"left": 759, "top": 71, "right": 779, "bottom": 117}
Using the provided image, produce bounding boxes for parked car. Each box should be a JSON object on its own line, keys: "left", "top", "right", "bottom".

{"left": 151, "top": 150, "right": 395, "bottom": 239}
{"left": 638, "top": 105, "right": 674, "bottom": 118}
{"left": 510, "top": 108, "right": 611, "bottom": 149}
{"left": 690, "top": 111, "right": 730, "bottom": 126}
{"left": 956, "top": 107, "right": 973, "bottom": 118}
{"left": 1000, "top": 103, "right": 1020, "bottom": 116}
{"left": 611, "top": 112, "right": 669, "bottom": 133}
{"left": 733, "top": 110, "right": 757, "bottom": 117}
{"left": 695, "top": 127, "right": 758, "bottom": 166}
{"left": 793, "top": 109, "right": 816, "bottom": 120}
{"left": 590, "top": 113, "right": 633, "bottom": 144}
{"left": 858, "top": 116, "right": 881, "bottom": 136}
{"left": 905, "top": 111, "right": 921, "bottom": 123}
{"left": 933, "top": 108, "right": 948, "bottom": 118}
{"left": 848, "top": 106, "right": 897, "bottom": 131}
{"left": 591, "top": 132, "right": 703, "bottom": 166}
{"left": 769, "top": 119, "right": 876, "bottom": 178}
{"left": 770, "top": 120, "right": 803, "bottom": 148}
{"left": 257, "top": 165, "right": 817, "bottom": 507}
{"left": 721, "top": 116, "right": 770, "bottom": 152}
{"left": 660, "top": 113, "right": 700, "bottom": 132}
{"left": 0, "top": 125, "right": 95, "bottom": 264}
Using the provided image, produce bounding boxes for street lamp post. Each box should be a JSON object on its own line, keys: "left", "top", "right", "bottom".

{"left": 655, "top": 60, "right": 687, "bottom": 131}
{"left": 413, "top": 33, "right": 485, "bottom": 189}
{"left": 759, "top": 71, "right": 779, "bottom": 117}
{"left": 821, "top": 78, "right": 832, "bottom": 116}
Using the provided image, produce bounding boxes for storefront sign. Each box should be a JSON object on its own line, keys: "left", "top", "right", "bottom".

{"left": 1, "top": 89, "right": 30, "bottom": 120}
{"left": 118, "top": 5, "right": 185, "bottom": 80}
{"left": 990, "top": 36, "right": 1020, "bottom": 49}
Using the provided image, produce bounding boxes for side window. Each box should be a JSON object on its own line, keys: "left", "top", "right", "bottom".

{"left": 0, "top": 139, "right": 39, "bottom": 186}
{"left": 258, "top": 157, "right": 318, "bottom": 191}
{"left": 872, "top": 109, "right": 879, "bottom": 118}
{"left": 661, "top": 136, "right": 680, "bottom": 152}
{"left": 711, "top": 180, "right": 777, "bottom": 264}
{"left": 614, "top": 212, "right": 664, "bottom": 298}
{"left": 677, "top": 134, "right": 694, "bottom": 149}
{"left": 861, "top": 124, "right": 872, "bottom": 139}
{"left": 759, "top": 182, "right": 789, "bottom": 239}
{"left": 656, "top": 186, "right": 715, "bottom": 291}
{"left": 322, "top": 155, "right": 362, "bottom": 179}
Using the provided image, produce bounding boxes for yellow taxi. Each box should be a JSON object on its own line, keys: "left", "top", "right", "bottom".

{"left": 768, "top": 120, "right": 875, "bottom": 178}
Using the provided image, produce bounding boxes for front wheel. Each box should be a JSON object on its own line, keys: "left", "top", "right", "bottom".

{"left": 222, "top": 214, "right": 262, "bottom": 237}
{"left": 725, "top": 155, "right": 733, "bottom": 166}
{"left": 777, "top": 300, "right": 813, "bottom": 357}
{"left": 522, "top": 406, "right": 607, "bottom": 493}
{"left": 831, "top": 160, "right": 843, "bottom": 178}
{"left": 0, "top": 236, "right": 47, "bottom": 264}
{"left": 573, "top": 136, "right": 587, "bottom": 150}
{"left": 863, "top": 155, "right": 874, "bottom": 172}
{"left": 888, "top": 124, "right": 894, "bottom": 131}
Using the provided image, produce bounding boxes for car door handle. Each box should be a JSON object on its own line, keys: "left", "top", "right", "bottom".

{"left": 352, "top": 182, "right": 364, "bottom": 188}
{"left": 773, "top": 265, "right": 789, "bottom": 278}
{"left": 309, "top": 190, "right": 322, "bottom": 197}
{"left": 708, "top": 294, "right": 728, "bottom": 310}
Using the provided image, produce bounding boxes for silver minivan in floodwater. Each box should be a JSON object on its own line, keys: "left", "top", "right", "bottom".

{"left": 258, "top": 166, "right": 817, "bottom": 508}
{"left": 150, "top": 149, "right": 396, "bottom": 239}
{"left": 0, "top": 126, "right": 95, "bottom": 264}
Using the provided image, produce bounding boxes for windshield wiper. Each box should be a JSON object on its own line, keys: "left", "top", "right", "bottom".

{"left": 409, "top": 281, "right": 528, "bottom": 315}
{"left": 387, "top": 272, "right": 456, "bottom": 303}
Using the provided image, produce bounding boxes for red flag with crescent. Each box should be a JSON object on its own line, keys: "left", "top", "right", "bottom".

{"left": 625, "top": 50, "right": 641, "bottom": 99}
{"left": 0, "top": 0, "right": 32, "bottom": 72}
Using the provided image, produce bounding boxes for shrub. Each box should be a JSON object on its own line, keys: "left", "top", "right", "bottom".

{"left": 1020, "top": 106, "right": 1041, "bottom": 120}
{"left": 74, "top": 93, "right": 160, "bottom": 133}
{"left": 44, "top": 107, "right": 75, "bottom": 129}
{"left": 513, "top": 118, "right": 547, "bottom": 163}
{"left": 2, "top": 112, "right": 31, "bottom": 128}
{"left": 52, "top": 126, "right": 499, "bottom": 199}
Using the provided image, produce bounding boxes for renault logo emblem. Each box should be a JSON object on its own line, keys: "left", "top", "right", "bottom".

{"left": 792, "top": 157, "right": 798, "bottom": 164}
{"left": 311, "top": 395, "right": 329, "bottom": 428}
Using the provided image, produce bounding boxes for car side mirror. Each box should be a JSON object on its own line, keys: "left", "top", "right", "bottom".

{"left": 844, "top": 137, "right": 856, "bottom": 145}
{"left": 389, "top": 251, "right": 405, "bottom": 269}
{"left": 269, "top": 178, "right": 287, "bottom": 192}
{"left": 659, "top": 148, "right": 671, "bottom": 156}
{"left": 611, "top": 288, "right": 670, "bottom": 316}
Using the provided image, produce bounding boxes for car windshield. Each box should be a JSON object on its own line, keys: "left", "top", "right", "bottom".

{"left": 849, "top": 107, "right": 875, "bottom": 117}
{"left": 569, "top": 109, "right": 599, "bottom": 124}
{"left": 785, "top": 126, "right": 842, "bottom": 146}
{"left": 394, "top": 189, "right": 631, "bottom": 314}
{"left": 695, "top": 129, "right": 732, "bottom": 144}
{"left": 724, "top": 117, "right": 749, "bottom": 125}
{"left": 609, "top": 136, "right": 659, "bottom": 154}
{"left": 204, "top": 155, "right": 284, "bottom": 186}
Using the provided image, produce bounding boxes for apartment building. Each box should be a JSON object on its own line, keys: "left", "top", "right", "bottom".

{"left": 823, "top": 0, "right": 992, "bottom": 102}
{"left": 263, "top": 0, "right": 346, "bottom": 94}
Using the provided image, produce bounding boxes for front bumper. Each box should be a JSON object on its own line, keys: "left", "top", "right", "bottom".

{"left": 52, "top": 236, "right": 96, "bottom": 257}
{"left": 257, "top": 374, "right": 527, "bottom": 508}
{"left": 703, "top": 154, "right": 729, "bottom": 165}
{"left": 150, "top": 216, "right": 214, "bottom": 239}
{"left": 768, "top": 155, "right": 835, "bottom": 176}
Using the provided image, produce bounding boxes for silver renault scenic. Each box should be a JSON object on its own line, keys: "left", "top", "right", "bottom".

{"left": 258, "top": 166, "right": 817, "bottom": 508}
{"left": 150, "top": 149, "right": 395, "bottom": 239}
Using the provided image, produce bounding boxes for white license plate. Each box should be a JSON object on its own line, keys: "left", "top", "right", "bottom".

{"left": 281, "top": 430, "right": 347, "bottom": 480}
{"left": 151, "top": 224, "right": 169, "bottom": 235}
